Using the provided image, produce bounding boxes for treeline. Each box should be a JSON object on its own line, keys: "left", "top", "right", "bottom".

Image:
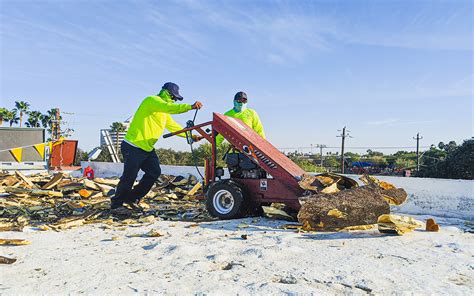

{"left": 288, "top": 139, "right": 473, "bottom": 180}
{"left": 77, "top": 142, "right": 232, "bottom": 168}
{"left": 76, "top": 138, "right": 473, "bottom": 180}
{"left": 0, "top": 101, "right": 72, "bottom": 138}
{"left": 417, "top": 139, "right": 473, "bottom": 179}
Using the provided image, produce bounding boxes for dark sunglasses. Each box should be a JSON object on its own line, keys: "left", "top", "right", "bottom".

{"left": 235, "top": 98, "right": 247, "bottom": 103}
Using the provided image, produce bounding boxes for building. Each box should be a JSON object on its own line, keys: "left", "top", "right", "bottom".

{"left": 99, "top": 116, "right": 132, "bottom": 148}
{"left": 0, "top": 127, "right": 47, "bottom": 170}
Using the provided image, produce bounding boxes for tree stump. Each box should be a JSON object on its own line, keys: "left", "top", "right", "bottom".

{"left": 298, "top": 186, "right": 390, "bottom": 230}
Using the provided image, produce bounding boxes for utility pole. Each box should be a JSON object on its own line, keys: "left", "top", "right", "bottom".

{"left": 337, "top": 127, "right": 351, "bottom": 174}
{"left": 314, "top": 144, "right": 327, "bottom": 167}
{"left": 55, "top": 108, "right": 61, "bottom": 139}
{"left": 51, "top": 108, "right": 61, "bottom": 140}
{"left": 413, "top": 132, "right": 423, "bottom": 172}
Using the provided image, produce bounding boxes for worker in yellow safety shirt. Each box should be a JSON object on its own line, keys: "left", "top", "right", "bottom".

{"left": 216, "top": 91, "right": 265, "bottom": 146}
{"left": 111, "top": 82, "right": 203, "bottom": 213}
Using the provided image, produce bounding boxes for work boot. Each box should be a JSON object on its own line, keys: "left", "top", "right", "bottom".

{"left": 106, "top": 189, "right": 116, "bottom": 197}
{"left": 110, "top": 200, "right": 132, "bottom": 216}
{"left": 110, "top": 205, "right": 132, "bottom": 216}
{"left": 124, "top": 200, "right": 143, "bottom": 212}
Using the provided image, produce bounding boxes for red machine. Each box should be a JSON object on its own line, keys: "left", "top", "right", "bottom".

{"left": 164, "top": 113, "right": 306, "bottom": 219}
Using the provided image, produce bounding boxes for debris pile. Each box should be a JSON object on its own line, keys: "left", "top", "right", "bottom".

{"left": 297, "top": 173, "right": 413, "bottom": 232}
{"left": 1, "top": 170, "right": 435, "bottom": 237}
{"left": 0, "top": 171, "right": 211, "bottom": 231}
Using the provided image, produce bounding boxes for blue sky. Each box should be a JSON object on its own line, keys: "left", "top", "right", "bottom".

{"left": 1, "top": 0, "right": 472, "bottom": 153}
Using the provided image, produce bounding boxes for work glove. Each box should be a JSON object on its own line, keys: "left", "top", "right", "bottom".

{"left": 191, "top": 101, "right": 203, "bottom": 109}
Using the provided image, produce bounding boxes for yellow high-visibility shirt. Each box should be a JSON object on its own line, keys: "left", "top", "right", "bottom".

{"left": 216, "top": 108, "right": 265, "bottom": 146}
{"left": 125, "top": 91, "right": 192, "bottom": 152}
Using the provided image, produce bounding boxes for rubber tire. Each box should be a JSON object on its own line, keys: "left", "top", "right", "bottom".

{"left": 206, "top": 180, "right": 246, "bottom": 219}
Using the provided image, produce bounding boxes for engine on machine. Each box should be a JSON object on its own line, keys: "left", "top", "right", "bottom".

{"left": 225, "top": 152, "right": 267, "bottom": 179}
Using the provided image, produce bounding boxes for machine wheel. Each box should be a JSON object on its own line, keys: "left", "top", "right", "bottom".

{"left": 206, "top": 180, "right": 246, "bottom": 219}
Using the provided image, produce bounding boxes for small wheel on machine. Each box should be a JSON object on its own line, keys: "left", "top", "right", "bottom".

{"left": 206, "top": 181, "right": 245, "bottom": 219}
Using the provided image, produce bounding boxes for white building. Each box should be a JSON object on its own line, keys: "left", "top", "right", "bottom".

{"left": 99, "top": 117, "right": 132, "bottom": 148}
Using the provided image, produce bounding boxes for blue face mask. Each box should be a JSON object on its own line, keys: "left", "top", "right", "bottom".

{"left": 233, "top": 101, "right": 247, "bottom": 112}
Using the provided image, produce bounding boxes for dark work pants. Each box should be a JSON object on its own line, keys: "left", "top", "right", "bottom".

{"left": 111, "top": 141, "right": 161, "bottom": 206}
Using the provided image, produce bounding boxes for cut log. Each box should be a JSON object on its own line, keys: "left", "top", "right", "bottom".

{"left": 298, "top": 186, "right": 390, "bottom": 230}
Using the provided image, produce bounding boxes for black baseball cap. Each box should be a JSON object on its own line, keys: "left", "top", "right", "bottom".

{"left": 234, "top": 91, "right": 247, "bottom": 101}
{"left": 162, "top": 82, "right": 183, "bottom": 101}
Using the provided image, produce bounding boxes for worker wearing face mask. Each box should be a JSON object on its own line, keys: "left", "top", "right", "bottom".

{"left": 216, "top": 91, "right": 265, "bottom": 146}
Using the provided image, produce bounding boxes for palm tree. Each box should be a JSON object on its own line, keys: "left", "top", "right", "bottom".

{"left": 110, "top": 122, "right": 126, "bottom": 155}
{"left": 41, "top": 109, "right": 55, "bottom": 128}
{"left": 26, "top": 111, "right": 43, "bottom": 128}
{"left": 14, "top": 101, "right": 30, "bottom": 127}
{"left": 41, "top": 108, "right": 59, "bottom": 136}
{"left": 3, "top": 110, "right": 19, "bottom": 127}
{"left": 110, "top": 122, "right": 126, "bottom": 132}
{"left": 0, "top": 107, "right": 8, "bottom": 126}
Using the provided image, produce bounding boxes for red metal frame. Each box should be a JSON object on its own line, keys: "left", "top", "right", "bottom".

{"left": 165, "top": 113, "right": 306, "bottom": 210}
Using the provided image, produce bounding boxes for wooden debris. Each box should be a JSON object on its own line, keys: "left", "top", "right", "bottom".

{"left": 171, "top": 176, "right": 188, "bottom": 186}
{"left": 144, "top": 229, "right": 163, "bottom": 237}
{"left": 15, "top": 171, "right": 37, "bottom": 188}
{"left": 320, "top": 182, "right": 339, "bottom": 194}
{"left": 5, "top": 187, "right": 63, "bottom": 198}
{"left": 129, "top": 229, "right": 164, "bottom": 237}
{"left": 79, "top": 189, "right": 92, "bottom": 198}
{"left": 42, "top": 173, "right": 64, "bottom": 189}
{"left": 0, "top": 175, "right": 20, "bottom": 187}
{"left": 299, "top": 173, "right": 358, "bottom": 193}
{"left": 187, "top": 182, "right": 202, "bottom": 196}
{"left": 262, "top": 206, "right": 295, "bottom": 221}
{"left": 0, "top": 221, "right": 23, "bottom": 231}
{"left": 341, "top": 224, "right": 377, "bottom": 231}
{"left": 138, "top": 215, "right": 156, "bottom": 223}
{"left": 0, "top": 256, "right": 17, "bottom": 264}
{"left": 57, "top": 182, "right": 84, "bottom": 192}
{"left": 360, "top": 175, "right": 407, "bottom": 205}
{"left": 378, "top": 214, "right": 423, "bottom": 235}
{"left": 50, "top": 218, "right": 86, "bottom": 230}
{"left": 93, "top": 178, "right": 119, "bottom": 187}
{"left": 0, "top": 238, "right": 31, "bottom": 245}
{"left": 426, "top": 218, "right": 440, "bottom": 232}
